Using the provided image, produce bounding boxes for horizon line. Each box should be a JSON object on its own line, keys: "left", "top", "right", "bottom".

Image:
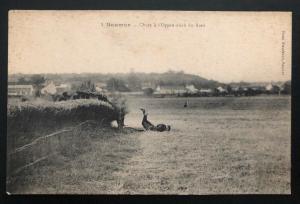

{"left": 8, "top": 71, "right": 291, "bottom": 84}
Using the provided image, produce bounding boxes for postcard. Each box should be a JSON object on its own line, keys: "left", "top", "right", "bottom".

{"left": 7, "top": 10, "right": 291, "bottom": 194}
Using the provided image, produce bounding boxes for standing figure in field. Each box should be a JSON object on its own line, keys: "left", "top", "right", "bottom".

{"left": 140, "top": 108, "right": 171, "bottom": 132}
{"left": 184, "top": 100, "right": 188, "bottom": 108}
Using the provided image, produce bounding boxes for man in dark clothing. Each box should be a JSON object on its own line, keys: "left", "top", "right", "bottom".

{"left": 140, "top": 108, "right": 171, "bottom": 132}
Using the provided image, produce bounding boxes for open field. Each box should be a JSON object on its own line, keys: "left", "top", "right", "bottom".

{"left": 7, "top": 96, "right": 291, "bottom": 194}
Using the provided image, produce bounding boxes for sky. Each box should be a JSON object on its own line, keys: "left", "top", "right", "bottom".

{"left": 8, "top": 11, "right": 291, "bottom": 83}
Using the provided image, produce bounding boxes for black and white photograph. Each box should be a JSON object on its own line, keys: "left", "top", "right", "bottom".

{"left": 6, "top": 10, "right": 291, "bottom": 194}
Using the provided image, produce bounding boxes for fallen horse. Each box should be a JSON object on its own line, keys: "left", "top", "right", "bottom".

{"left": 140, "top": 108, "right": 171, "bottom": 132}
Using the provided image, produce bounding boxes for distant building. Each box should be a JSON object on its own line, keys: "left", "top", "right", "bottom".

{"left": 231, "top": 86, "right": 241, "bottom": 92}
{"left": 41, "top": 81, "right": 71, "bottom": 95}
{"left": 199, "top": 88, "right": 213, "bottom": 93}
{"left": 185, "top": 84, "right": 198, "bottom": 94}
{"left": 246, "top": 85, "right": 265, "bottom": 91}
{"left": 41, "top": 81, "right": 57, "bottom": 95}
{"left": 8, "top": 85, "right": 34, "bottom": 96}
{"left": 216, "top": 86, "right": 227, "bottom": 93}
{"left": 155, "top": 85, "right": 187, "bottom": 95}
{"left": 141, "top": 82, "right": 156, "bottom": 90}
{"left": 56, "top": 83, "right": 71, "bottom": 94}
{"left": 265, "top": 84, "right": 274, "bottom": 91}
{"left": 95, "top": 82, "right": 107, "bottom": 92}
{"left": 199, "top": 88, "right": 213, "bottom": 96}
{"left": 265, "top": 84, "right": 281, "bottom": 94}
{"left": 239, "top": 85, "right": 265, "bottom": 95}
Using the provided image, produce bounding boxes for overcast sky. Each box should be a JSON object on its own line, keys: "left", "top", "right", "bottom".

{"left": 8, "top": 11, "right": 291, "bottom": 83}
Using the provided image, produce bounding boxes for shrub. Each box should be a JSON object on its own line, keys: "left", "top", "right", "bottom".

{"left": 143, "top": 88, "right": 154, "bottom": 96}
{"left": 7, "top": 99, "right": 121, "bottom": 150}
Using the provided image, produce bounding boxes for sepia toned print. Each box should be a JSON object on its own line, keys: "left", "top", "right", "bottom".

{"left": 7, "top": 10, "right": 291, "bottom": 194}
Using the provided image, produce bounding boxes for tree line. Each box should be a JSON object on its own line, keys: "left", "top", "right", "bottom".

{"left": 10, "top": 72, "right": 291, "bottom": 95}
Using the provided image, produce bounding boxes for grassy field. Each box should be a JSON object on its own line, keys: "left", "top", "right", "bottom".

{"left": 7, "top": 96, "right": 291, "bottom": 194}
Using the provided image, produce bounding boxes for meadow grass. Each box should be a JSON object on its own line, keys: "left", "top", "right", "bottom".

{"left": 7, "top": 96, "right": 291, "bottom": 194}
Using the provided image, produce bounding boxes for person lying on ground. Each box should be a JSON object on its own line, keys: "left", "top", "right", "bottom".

{"left": 140, "top": 108, "right": 171, "bottom": 132}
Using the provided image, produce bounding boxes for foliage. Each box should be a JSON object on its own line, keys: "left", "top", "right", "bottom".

{"left": 9, "top": 72, "right": 291, "bottom": 95}
{"left": 30, "top": 75, "right": 46, "bottom": 87}
{"left": 127, "top": 73, "right": 142, "bottom": 91}
{"left": 79, "top": 80, "right": 96, "bottom": 92}
{"left": 29, "top": 75, "right": 46, "bottom": 97}
{"left": 11, "top": 70, "right": 221, "bottom": 90}
{"left": 226, "top": 85, "right": 232, "bottom": 94}
{"left": 17, "top": 77, "right": 30, "bottom": 85}
{"left": 282, "top": 81, "right": 291, "bottom": 94}
{"left": 107, "top": 78, "right": 130, "bottom": 92}
{"left": 143, "top": 88, "right": 154, "bottom": 96}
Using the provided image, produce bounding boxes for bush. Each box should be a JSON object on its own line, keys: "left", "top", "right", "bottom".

{"left": 7, "top": 99, "right": 120, "bottom": 150}
{"left": 143, "top": 88, "right": 154, "bottom": 96}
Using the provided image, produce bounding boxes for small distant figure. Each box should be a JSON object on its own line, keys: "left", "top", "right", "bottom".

{"left": 140, "top": 108, "right": 171, "bottom": 132}
{"left": 184, "top": 100, "right": 188, "bottom": 108}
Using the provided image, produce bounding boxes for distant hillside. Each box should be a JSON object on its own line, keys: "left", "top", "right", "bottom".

{"left": 229, "top": 81, "right": 290, "bottom": 87}
{"left": 8, "top": 71, "right": 222, "bottom": 90}
{"left": 9, "top": 71, "right": 290, "bottom": 91}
